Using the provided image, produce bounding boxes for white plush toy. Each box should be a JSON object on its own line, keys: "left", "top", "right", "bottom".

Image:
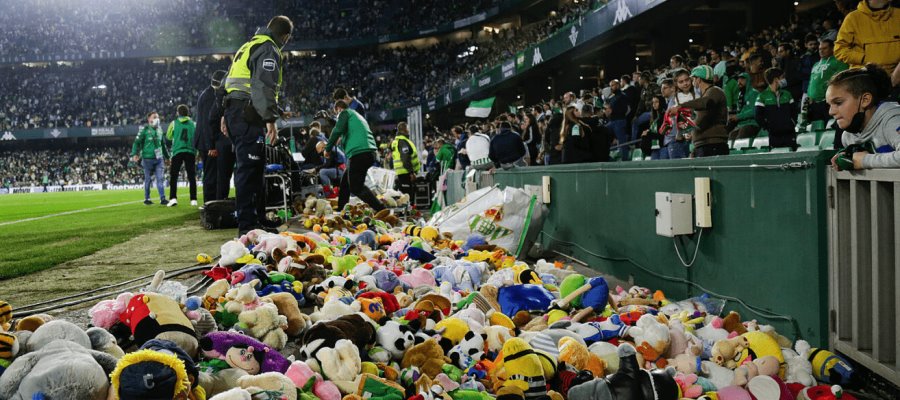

{"left": 309, "top": 299, "right": 361, "bottom": 323}
{"left": 784, "top": 341, "right": 816, "bottom": 387}
{"left": 220, "top": 240, "right": 250, "bottom": 267}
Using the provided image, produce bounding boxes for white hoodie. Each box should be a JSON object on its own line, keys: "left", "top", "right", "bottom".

{"left": 842, "top": 102, "right": 900, "bottom": 169}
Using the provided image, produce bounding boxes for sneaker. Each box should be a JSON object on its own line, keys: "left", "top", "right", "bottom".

{"left": 190, "top": 200, "right": 198, "bottom": 207}
{"left": 167, "top": 198, "right": 178, "bottom": 207}
{"left": 160, "top": 199, "right": 169, "bottom": 206}
{"left": 144, "top": 199, "right": 153, "bottom": 205}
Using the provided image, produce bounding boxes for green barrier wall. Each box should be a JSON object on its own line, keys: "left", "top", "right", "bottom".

{"left": 444, "top": 151, "right": 834, "bottom": 347}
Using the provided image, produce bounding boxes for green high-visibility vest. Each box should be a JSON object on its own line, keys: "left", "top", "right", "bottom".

{"left": 392, "top": 135, "right": 420, "bottom": 175}
{"left": 225, "top": 34, "right": 282, "bottom": 101}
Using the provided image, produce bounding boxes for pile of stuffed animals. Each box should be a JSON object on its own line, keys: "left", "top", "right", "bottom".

{"left": 0, "top": 201, "right": 865, "bottom": 400}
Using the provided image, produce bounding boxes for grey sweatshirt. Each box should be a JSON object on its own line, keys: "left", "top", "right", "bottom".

{"left": 841, "top": 102, "right": 900, "bottom": 168}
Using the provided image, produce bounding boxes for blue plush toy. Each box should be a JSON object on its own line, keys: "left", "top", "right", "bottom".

{"left": 497, "top": 284, "right": 556, "bottom": 316}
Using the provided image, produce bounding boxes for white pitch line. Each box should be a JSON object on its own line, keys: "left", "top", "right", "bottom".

{"left": 0, "top": 201, "right": 140, "bottom": 227}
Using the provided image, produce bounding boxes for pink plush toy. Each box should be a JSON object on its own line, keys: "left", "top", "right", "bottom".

{"left": 252, "top": 234, "right": 293, "bottom": 255}
{"left": 398, "top": 267, "right": 436, "bottom": 289}
{"left": 88, "top": 292, "right": 134, "bottom": 329}
{"left": 675, "top": 373, "right": 704, "bottom": 399}
{"left": 285, "top": 361, "right": 341, "bottom": 400}
{"left": 714, "top": 386, "right": 753, "bottom": 400}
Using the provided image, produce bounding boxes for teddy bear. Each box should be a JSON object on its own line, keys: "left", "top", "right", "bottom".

{"left": 0, "top": 339, "right": 119, "bottom": 400}
{"left": 631, "top": 314, "right": 670, "bottom": 368}
{"left": 223, "top": 279, "right": 263, "bottom": 315}
{"left": 208, "top": 372, "right": 299, "bottom": 400}
{"left": 307, "top": 338, "right": 362, "bottom": 393}
{"left": 309, "top": 299, "right": 362, "bottom": 323}
{"left": 558, "top": 336, "right": 606, "bottom": 377}
{"left": 781, "top": 342, "right": 815, "bottom": 387}
{"left": 448, "top": 330, "right": 487, "bottom": 369}
{"left": 262, "top": 292, "right": 309, "bottom": 337}
{"left": 285, "top": 361, "right": 342, "bottom": 400}
{"left": 712, "top": 331, "right": 784, "bottom": 377}
{"left": 402, "top": 338, "right": 452, "bottom": 379}
{"left": 236, "top": 302, "right": 289, "bottom": 350}
{"left": 86, "top": 326, "right": 125, "bottom": 359}
{"left": 297, "top": 313, "right": 377, "bottom": 363}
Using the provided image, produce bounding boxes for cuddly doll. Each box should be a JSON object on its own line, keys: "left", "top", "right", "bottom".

{"left": 731, "top": 355, "right": 781, "bottom": 387}
{"left": 285, "top": 361, "right": 342, "bottom": 400}
{"left": 88, "top": 292, "right": 133, "bottom": 329}
{"left": 309, "top": 338, "right": 362, "bottom": 392}
{"left": 448, "top": 331, "right": 487, "bottom": 369}
{"left": 558, "top": 336, "right": 606, "bottom": 377}
{"left": 493, "top": 337, "right": 557, "bottom": 397}
{"left": 86, "top": 327, "right": 125, "bottom": 359}
{"left": 262, "top": 292, "right": 309, "bottom": 337}
{"left": 781, "top": 343, "right": 815, "bottom": 387}
{"left": 109, "top": 349, "right": 205, "bottom": 400}
{"left": 230, "top": 265, "right": 269, "bottom": 286}
{"left": 496, "top": 284, "right": 555, "bottom": 317}
{"left": 357, "top": 291, "right": 401, "bottom": 315}
{"left": 566, "top": 343, "right": 679, "bottom": 400}
{"left": 402, "top": 338, "right": 452, "bottom": 378}
{"left": 630, "top": 314, "right": 671, "bottom": 369}
{"left": 374, "top": 320, "right": 416, "bottom": 363}
{"left": 399, "top": 267, "right": 437, "bottom": 289}
{"left": 354, "top": 296, "right": 387, "bottom": 323}
{"left": 588, "top": 341, "right": 621, "bottom": 374}
{"left": 297, "top": 313, "right": 377, "bottom": 362}
{"left": 220, "top": 240, "right": 250, "bottom": 267}
{"left": 699, "top": 360, "right": 736, "bottom": 390}
{"left": 0, "top": 339, "right": 118, "bottom": 400}
{"left": 118, "top": 292, "right": 199, "bottom": 356}
{"left": 199, "top": 331, "right": 291, "bottom": 374}
{"left": 309, "top": 298, "right": 361, "bottom": 322}
{"left": 434, "top": 317, "right": 472, "bottom": 353}
{"left": 236, "top": 302, "right": 289, "bottom": 350}
{"left": 712, "top": 331, "right": 784, "bottom": 377}
{"left": 795, "top": 340, "right": 857, "bottom": 386}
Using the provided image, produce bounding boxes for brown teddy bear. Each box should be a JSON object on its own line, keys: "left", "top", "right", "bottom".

{"left": 711, "top": 335, "right": 750, "bottom": 369}
{"left": 401, "top": 338, "right": 451, "bottom": 378}
{"left": 262, "top": 292, "right": 309, "bottom": 337}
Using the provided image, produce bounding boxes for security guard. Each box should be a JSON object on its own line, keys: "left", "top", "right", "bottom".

{"left": 391, "top": 122, "right": 420, "bottom": 208}
{"left": 222, "top": 16, "right": 293, "bottom": 235}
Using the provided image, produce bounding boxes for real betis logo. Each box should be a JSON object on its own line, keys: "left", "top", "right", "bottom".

{"left": 468, "top": 206, "right": 512, "bottom": 240}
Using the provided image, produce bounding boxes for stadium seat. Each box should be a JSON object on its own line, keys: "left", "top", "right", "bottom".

{"left": 769, "top": 147, "right": 793, "bottom": 153}
{"left": 752, "top": 136, "right": 769, "bottom": 149}
{"left": 819, "top": 131, "right": 837, "bottom": 150}
{"left": 632, "top": 149, "right": 643, "bottom": 160}
{"left": 732, "top": 137, "right": 752, "bottom": 150}
{"left": 796, "top": 133, "right": 817, "bottom": 151}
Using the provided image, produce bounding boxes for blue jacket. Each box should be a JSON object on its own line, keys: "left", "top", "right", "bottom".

{"left": 489, "top": 129, "right": 526, "bottom": 166}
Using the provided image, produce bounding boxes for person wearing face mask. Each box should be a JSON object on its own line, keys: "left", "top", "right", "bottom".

{"left": 833, "top": 0, "right": 900, "bottom": 73}
{"left": 755, "top": 68, "right": 797, "bottom": 150}
{"left": 828, "top": 64, "right": 900, "bottom": 170}
{"left": 131, "top": 111, "right": 170, "bottom": 206}
{"left": 223, "top": 15, "right": 293, "bottom": 235}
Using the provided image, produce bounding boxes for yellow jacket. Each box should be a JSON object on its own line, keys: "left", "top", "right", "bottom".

{"left": 834, "top": 2, "right": 900, "bottom": 72}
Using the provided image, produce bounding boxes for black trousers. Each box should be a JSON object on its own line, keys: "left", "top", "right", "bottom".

{"left": 694, "top": 142, "right": 730, "bottom": 158}
{"left": 200, "top": 152, "right": 217, "bottom": 202}
{"left": 337, "top": 151, "right": 385, "bottom": 212}
{"left": 169, "top": 153, "right": 197, "bottom": 200}
{"left": 397, "top": 173, "right": 416, "bottom": 208}
{"left": 224, "top": 103, "right": 265, "bottom": 234}
{"left": 216, "top": 135, "right": 236, "bottom": 200}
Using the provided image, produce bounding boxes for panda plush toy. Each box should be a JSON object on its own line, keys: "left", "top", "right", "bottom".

{"left": 448, "top": 331, "right": 486, "bottom": 369}
{"left": 373, "top": 320, "right": 416, "bottom": 363}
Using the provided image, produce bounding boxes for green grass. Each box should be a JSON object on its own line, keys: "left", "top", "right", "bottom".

{"left": 0, "top": 189, "right": 202, "bottom": 279}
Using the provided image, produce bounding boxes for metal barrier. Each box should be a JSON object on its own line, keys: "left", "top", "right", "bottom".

{"left": 828, "top": 168, "right": 900, "bottom": 386}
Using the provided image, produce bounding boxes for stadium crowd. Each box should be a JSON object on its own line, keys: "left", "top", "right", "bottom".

{"left": 0, "top": 146, "right": 144, "bottom": 187}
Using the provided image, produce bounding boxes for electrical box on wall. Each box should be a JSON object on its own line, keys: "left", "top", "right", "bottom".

{"left": 695, "top": 177, "right": 712, "bottom": 228}
{"left": 656, "top": 192, "right": 693, "bottom": 237}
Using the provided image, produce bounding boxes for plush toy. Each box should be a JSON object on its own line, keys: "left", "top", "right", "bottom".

{"left": 239, "top": 372, "right": 299, "bottom": 400}
{"left": 88, "top": 292, "right": 133, "bottom": 329}
{"left": 796, "top": 384, "right": 858, "bottom": 400}
{"left": 566, "top": 343, "right": 679, "bottom": 400}
{"left": 402, "top": 338, "right": 452, "bottom": 378}
{"left": 357, "top": 291, "right": 401, "bottom": 315}
{"left": 285, "top": 361, "right": 342, "bottom": 400}
{"left": 221, "top": 240, "right": 250, "bottom": 267}
{"left": 493, "top": 337, "right": 557, "bottom": 397}
{"left": 86, "top": 327, "right": 125, "bottom": 359}
{"left": 700, "top": 360, "right": 736, "bottom": 390}
{"left": 308, "top": 338, "right": 362, "bottom": 391}
{"left": 237, "top": 302, "right": 288, "bottom": 350}
{"left": 674, "top": 373, "right": 704, "bottom": 399}
{"left": 109, "top": 349, "right": 205, "bottom": 400}
{"left": 496, "top": 284, "right": 555, "bottom": 317}
{"left": 722, "top": 311, "right": 748, "bottom": 335}
{"left": 262, "top": 292, "right": 309, "bottom": 337}
{"left": 399, "top": 267, "right": 437, "bottom": 289}
{"left": 434, "top": 317, "right": 472, "bottom": 352}
{"left": 0, "top": 339, "right": 118, "bottom": 400}
{"left": 558, "top": 336, "right": 606, "bottom": 377}
{"left": 309, "top": 299, "right": 360, "bottom": 322}
{"left": 712, "top": 331, "right": 784, "bottom": 376}
{"left": 199, "top": 331, "right": 291, "bottom": 374}
{"left": 588, "top": 341, "right": 620, "bottom": 374}
{"left": 667, "top": 353, "right": 701, "bottom": 375}
{"left": 118, "top": 292, "right": 199, "bottom": 357}
{"left": 375, "top": 320, "right": 416, "bottom": 362}
{"left": 781, "top": 342, "right": 816, "bottom": 387}
{"left": 230, "top": 264, "right": 269, "bottom": 286}
{"left": 630, "top": 314, "right": 671, "bottom": 369}
{"left": 448, "top": 330, "right": 487, "bottom": 369}
{"left": 297, "top": 313, "right": 376, "bottom": 363}
{"left": 731, "top": 355, "right": 781, "bottom": 387}
{"left": 355, "top": 296, "right": 387, "bottom": 323}
{"left": 372, "top": 268, "right": 407, "bottom": 293}
{"left": 795, "top": 340, "right": 858, "bottom": 386}
{"left": 484, "top": 325, "right": 514, "bottom": 356}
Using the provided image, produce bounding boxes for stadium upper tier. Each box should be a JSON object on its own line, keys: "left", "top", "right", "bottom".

{"left": 0, "top": 0, "right": 538, "bottom": 63}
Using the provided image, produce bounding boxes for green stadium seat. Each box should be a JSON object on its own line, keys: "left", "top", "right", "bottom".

{"left": 631, "top": 148, "right": 644, "bottom": 160}
{"left": 732, "top": 138, "right": 752, "bottom": 150}
{"left": 769, "top": 147, "right": 793, "bottom": 153}
{"left": 796, "top": 133, "right": 817, "bottom": 151}
{"left": 752, "top": 136, "right": 769, "bottom": 149}
{"left": 819, "top": 131, "right": 836, "bottom": 150}
{"left": 757, "top": 129, "right": 769, "bottom": 137}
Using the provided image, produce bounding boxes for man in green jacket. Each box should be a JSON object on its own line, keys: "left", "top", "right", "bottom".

{"left": 728, "top": 73, "right": 761, "bottom": 139}
{"left": 807, "top": 39, "right": 848, "bottom": 148}
{"left": 165, "top": 104, "right": 198, "bottom": 207}
{"left": 132, "top": 111, "right": 170, "bottom": 205}
{"left": 325, "top": 100, "right": 385, "bottom": 211}
{"left": 434, "top": 138, "right": 456, "bottom": 173}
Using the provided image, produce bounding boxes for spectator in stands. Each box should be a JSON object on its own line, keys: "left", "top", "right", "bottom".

{"left": 659, "top": 78, "right": 689, "bottom": 160}
{"left": 729, "top": 73, "right": 761, "bottom": 140}
{"left": 488, "top": 120, "right": 526, "bottom": 169}
{"left": 669, "top": 55, "right": 685, "bottom": 76}
{"left": 820, "top": 18, "right": 838, "bottom": 41}
{"left": 807, "top": 39, "right": 849, "bottom": 136}
{"left": 829, "top": 64, "right": 900, "bottom": 169}
{"left": 434, "top": 138, "right": 456, "bottom": 174}
{"left": 640, "top": 95, "right": 667, "bottom": 160}
{"left": 543, "top": 100, "right": 564, "bottom": 165}
{"left": 747, "top": 53, "right": 768, "bottom": 92}
{"left": 452, "top": 125, "right": 470, "bottom": 169}
{"left": 621, "top": 75, "right": 640, "bottom": 140}
{"left": 607, "top": 79, "right": 631, "bottom": 160}
{"left": 131, "top": 111, "right": 169, "bottom": 205}
{"left": 776, "top": 43, "right": 803, "bottom": 115}
{"left": 165, "top": 104, "right": 198, "bottom": 207}
{"left": 520, "top": 113, "right": 540, "bottom": 166}
{"left": 834, "top": 0, "right": 900, "bottom": 73}
{"left": 674, "top": 66, "right": 730, "bottom": 157}
{"left": 799, "top": 34, "right": 820, "bottom": 95}
{"left": 755, "top": 67, "right": 797, "bottom": 149}
{"left": 559, "top": 105, "right": 593, "bottom": 164}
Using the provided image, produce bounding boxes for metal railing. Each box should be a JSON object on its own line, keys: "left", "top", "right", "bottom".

{"left": 827, "top": 168, "right": 900, "bottom": 386}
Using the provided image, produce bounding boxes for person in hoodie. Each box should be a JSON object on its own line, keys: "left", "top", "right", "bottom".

{"left": 488, "top": 120, "right": 527, "bottom": 169}
{"left": 834, "top": 0, "right": 900, "bottom": 73}
{"left": 165, "top": 104, "right": 198, "bottom": 207}
{"left": 828, "top": 64, "right": 900, "bottom": 170}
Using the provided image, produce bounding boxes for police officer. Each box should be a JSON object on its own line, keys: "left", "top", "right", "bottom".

{"left": 222, "top": 16, "right": 293, "bottom": 235}
{"left": 391, "top": 122, "right": 420, "bottom": 208}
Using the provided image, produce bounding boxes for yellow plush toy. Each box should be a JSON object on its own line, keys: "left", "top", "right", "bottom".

{"left": 711, "top": 331, "right": 785, "bottom": 376}
{"left": 494, "top": 338, "right": 556, "bottom": 397}
{"left": 557, "top": 336, "right": 606, "bottom": 377}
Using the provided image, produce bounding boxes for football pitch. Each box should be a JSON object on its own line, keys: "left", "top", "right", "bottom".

{"left": 0, "top": 189, "right": 202, "bottom": 279}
